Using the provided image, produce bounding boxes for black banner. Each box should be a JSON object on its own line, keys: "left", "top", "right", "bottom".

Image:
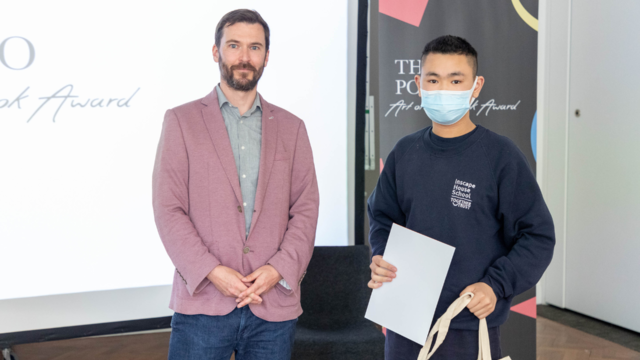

{"left": 374, "top": 0, "right": 539, "bottom": 358}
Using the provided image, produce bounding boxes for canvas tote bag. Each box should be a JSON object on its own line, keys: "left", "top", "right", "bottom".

{"left": 417, "top": 293, "right": 511, "bottom": 360}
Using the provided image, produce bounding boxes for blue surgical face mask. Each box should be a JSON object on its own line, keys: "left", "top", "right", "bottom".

{"left": 420, "top": 76, "right": 478, "bottom": 126}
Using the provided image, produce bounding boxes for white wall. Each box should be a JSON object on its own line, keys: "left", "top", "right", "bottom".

{"left": 348, "top": 0, "right": 359, "bottom": 246}
{"left": 537, "top": 0, "right": 640, "bottom": 332}
{"left": 536, "top": 0, "right": 572, "bottom": 308}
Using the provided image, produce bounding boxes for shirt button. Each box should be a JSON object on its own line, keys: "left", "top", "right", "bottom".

{"left": 237, "top": 206, "right": 242, "bottom": 213}
{"left": 241, "top": 146, "right": 245, "bottom": 150}
{"left": 243, "top": 202, "right": 247, "bottom": 206}
{"left": 242, "top": 174, "right": 246, "bottom": 178}
{"left": 240, "top": 121, "right": 243, "bottom": 124}
{"left": 243, "top": 246, "right": 250, "bottom": 254}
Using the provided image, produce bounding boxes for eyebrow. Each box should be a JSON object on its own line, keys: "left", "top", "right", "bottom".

{"left": 425, "top": 71, "right": 466, "bottom": 77}
{"left": 225, "top": 39, "right": 264, "bottom": 47}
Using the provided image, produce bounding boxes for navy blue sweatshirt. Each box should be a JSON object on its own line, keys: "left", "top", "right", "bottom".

{"left": 368, "top": 125, "right": 555, "bottom": 330}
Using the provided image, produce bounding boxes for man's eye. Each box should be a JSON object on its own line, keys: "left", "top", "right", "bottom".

{"left": 452, "top": 80, "right": 461, "bottom": 84}
{"left": 251, "top": 46, "right": 258, "bottom": 50}
{"left": 428, "top": 80, "right": 437, "bottom": 84}
{"left": 230, "top": 44, "right": 238, "bottom": 49}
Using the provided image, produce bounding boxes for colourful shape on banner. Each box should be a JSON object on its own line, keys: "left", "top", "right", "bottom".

{"left": 382, "top": 327, "right": 387, "bottom": 336}
{"left": 379, "top": 0, "right": 429, "bottom": 27}
{"left": 510, "top": 297, "right": 537, "bottom": 319}
{"left": 512, "top": 0, "right": 538, "bottom": 31}
{"left": 531, "top": 111, "right": 537, "bottom": 161}
{"left": 380, "top": 158, "right": 384, "bottom": 174}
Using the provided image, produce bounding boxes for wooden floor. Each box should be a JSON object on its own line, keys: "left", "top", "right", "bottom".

{"left": 11, "top": 318, "right": 640, "bottom": 359}
{"left": 537, "top": 317, "right": 640, "bottom": 360}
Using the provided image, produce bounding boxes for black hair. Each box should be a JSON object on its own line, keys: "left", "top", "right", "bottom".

{"left": 421, "top": 35, "right": 478, "bottom": 76}
{"left": 215, "top": 9, "right": 270, "bottom": 51}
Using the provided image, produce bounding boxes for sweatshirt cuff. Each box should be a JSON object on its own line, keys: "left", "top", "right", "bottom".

{"left": 369, "top": 235, "right": 387, "bottom": 260}
{"left": 479, "top": 275, "right": 505, "bottom": 300}
{"left": 371, "top": 246, "right": 385, "bottom": 259}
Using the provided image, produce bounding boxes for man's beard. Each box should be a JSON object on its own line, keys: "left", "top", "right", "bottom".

{"left": 219, "top": 56, "right": 264, "bottom": 92}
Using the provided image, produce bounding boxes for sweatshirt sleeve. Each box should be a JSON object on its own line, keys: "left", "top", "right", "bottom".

{"left": 480, "top": 147, "right": 556, "bottom": 299}
{"left": 367, "top": 148, "right": 406, "bottom": 258}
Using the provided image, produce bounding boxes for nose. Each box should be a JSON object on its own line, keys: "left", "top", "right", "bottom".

{"left": 239, "top": 46, "right": 251, "bottom": 62}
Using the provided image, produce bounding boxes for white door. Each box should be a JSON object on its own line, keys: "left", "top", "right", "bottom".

{"left": 566, "top": 0, "right": 640, "bottom": 332}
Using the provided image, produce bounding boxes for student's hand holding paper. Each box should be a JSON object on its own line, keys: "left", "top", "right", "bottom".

{"left": 365, "top": 224, "right": 456, "bottom": 345}
{"left": 460, "top": 282, "right": 497, "bottom": 319}
{"left": 368, "top": 255, "right": 398, "bottom": 289}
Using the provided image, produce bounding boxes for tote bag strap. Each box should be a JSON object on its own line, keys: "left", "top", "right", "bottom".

{"left": 417, "top": 293, "right": 474, "bottom": 360}
{"left": 417, "top": 293, "right": 511, "bottom": 360}
{"left": 478, "top": 315, "right": 493, "bottom": 360}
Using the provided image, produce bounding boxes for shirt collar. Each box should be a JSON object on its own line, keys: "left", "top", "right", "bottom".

{"left": 216, "top": 84, "right": 262, "bottom": 116}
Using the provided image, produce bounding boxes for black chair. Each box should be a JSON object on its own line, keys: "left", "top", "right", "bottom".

{"left": 292, "top": 246, "right": 385, "bottom": 359}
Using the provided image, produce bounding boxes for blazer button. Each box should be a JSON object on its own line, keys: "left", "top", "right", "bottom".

{"left": 243, "top": 246, "right": 250, "bottom": 254}
{"left": 237, "top": 205, "right": 243, "bottom": 213}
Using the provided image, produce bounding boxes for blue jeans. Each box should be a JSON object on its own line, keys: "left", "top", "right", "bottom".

{"left": 385, "top": 327, "right": 502, "bottom": 360}
{"left": 168, "top": 307, "right": 298, "bottom": 360}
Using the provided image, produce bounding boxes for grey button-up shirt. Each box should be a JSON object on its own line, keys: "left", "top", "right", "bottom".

{"left": 216, "top": 85, "right": 262, "bottom": 238}
{"left": 216, "top": 85, "right": 290, "bottom": 289}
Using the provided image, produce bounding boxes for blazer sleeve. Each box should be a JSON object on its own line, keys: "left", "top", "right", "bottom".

{"left": 152, "top": 109, "right": 221, "bottom": 296}
{"left": 267, "top": 121, "right": 319, "bottom": 294}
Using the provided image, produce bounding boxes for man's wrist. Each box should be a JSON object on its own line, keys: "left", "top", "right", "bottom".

{"left": 207, "top": 264, "right": 223, "bottom": 280}
{"left": 269, "top": 265, "right": 283, "bottom": 284}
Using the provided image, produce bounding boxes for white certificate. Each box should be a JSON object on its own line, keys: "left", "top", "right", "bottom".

{"left": 365, "top": 223, "right": 456, "bottom": 345}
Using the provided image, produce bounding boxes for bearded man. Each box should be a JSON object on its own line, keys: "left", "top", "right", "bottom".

{"left": 152, "top": 9, "right": 319, "bottom": 360}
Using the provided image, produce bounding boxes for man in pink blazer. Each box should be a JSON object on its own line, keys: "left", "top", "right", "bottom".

{"left": 152, "top": 9, "right": 319, "bottom": 360}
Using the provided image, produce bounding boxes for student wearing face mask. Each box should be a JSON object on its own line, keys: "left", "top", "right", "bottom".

{"left": 366, "top": 35, "right": 555, "bottom": 359}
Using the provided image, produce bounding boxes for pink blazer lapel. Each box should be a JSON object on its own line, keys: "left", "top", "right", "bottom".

{"left": 200, "top": 90, "right": 243, "bottom": 206}
{"left": 249, "top": 95, "right": 277, "bottom": 235}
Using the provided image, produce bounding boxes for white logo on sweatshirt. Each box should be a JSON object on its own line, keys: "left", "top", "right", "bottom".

{"left": 451, "top": 179, "right": 475, "bottom": 210}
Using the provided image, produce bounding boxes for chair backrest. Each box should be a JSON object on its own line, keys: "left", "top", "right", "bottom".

{"left": 298, "top": 245, "right": 372, "bottom": 330}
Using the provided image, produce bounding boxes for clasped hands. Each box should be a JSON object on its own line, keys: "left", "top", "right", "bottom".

{"left": 368, "top": 255, "right": 497, "bottom": 319}
{"left": 207, "top": 264, "right": 283, "bottom": 308}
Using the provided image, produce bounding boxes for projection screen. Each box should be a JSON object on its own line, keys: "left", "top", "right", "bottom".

{"left": 0, "top": 0, "right": 353, "bottom": 336}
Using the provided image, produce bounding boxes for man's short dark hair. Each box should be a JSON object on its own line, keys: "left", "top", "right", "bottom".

{"left": 421, "top": 35, "right": 478, "bottom": 76}
{"left": 215, "top": 9, "right": 270, "bottom": 51}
